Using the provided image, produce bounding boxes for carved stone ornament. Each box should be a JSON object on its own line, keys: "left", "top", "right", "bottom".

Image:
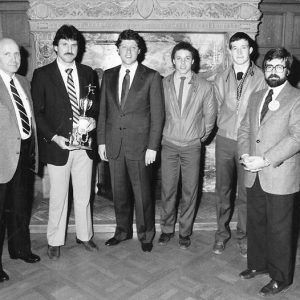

{"left": 28, "top": 0, "right": 262, "bottom": 32}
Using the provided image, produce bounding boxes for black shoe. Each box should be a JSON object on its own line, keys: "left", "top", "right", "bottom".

{"left": 259, "top": 279, "right": 290, "bottom": 296}
{"left": 47, "top": 245, "right": 60, "bottom": 260}
{"left": 212, "top": 241, "right": 225, "bottom": 255}
{"left": 179, "top": 235, "right": 191, "bottom": 250}
{"left": 0, "top": 269, "right": 9, "bottom": 282}
{"left": 76, "top": 238, "right": 99, "bottom": 252}
{"left": 105, "top": 235, "right": 132, "bottom": 246}
{"left": 10, "top": 252, "right": 40, "bottom": 263}
{"left": 158, "top": 232, "right": 174, "bottom": 245}
{"left": 239, "top": 269, "right": 268, "bottom": 279}
{"left": 141, "top": 243, "right": 153, "bottom": 252}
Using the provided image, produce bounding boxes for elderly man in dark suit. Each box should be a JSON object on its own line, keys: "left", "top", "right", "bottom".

{"left": 31, "top": 25, "right": 98, "bottom": 260}
{"left": 98, "top": 29, "right": 164, "bottom": 252}
{"left": 238, "top": 48, "right": 300, "bottom": 297}
{"left": 0, "top": 38, "right": 40, "bottom": 282}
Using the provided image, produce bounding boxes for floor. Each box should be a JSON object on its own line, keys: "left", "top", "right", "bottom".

{"left": 1, "top": 193, "right": 299, "bottom": 299}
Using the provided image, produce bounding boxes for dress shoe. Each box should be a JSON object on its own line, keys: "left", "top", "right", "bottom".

{"left": 259, "top": 279, "right": 290, "bottom": 296}
{"left": 10, "top": 252, "right": 40, "bottom": 263}
{"left": 76, "top": 238, "right": 99, "bottom": 252}
{"left": 158, "top": 232, "right": 174, "bottom": 245}
{"left": 105, "top": 236, "right": 132, "bottom": 246}
{"left": 212, "top": 241, "right": 225, "bottom": 254}
{"left": 47, "top": 245, "right": 60, "bottom": 260}
{"left": 0, "top": 269, "right": 9, "bottom": 282}
{"left": 141, "top": 242, "right": 153, "bottom": 252}
{"left": 179, "top": 235, "right": 191, "bottom": 250}
{"left": 239, "top": 269, "right": 268, "bottom": 279}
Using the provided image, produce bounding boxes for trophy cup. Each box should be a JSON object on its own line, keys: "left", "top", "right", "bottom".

{"left": 69, "top": 84, "right": 95, "bottom": 150}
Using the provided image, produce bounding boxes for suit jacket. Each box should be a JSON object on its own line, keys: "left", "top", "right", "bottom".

{"left": 31, "top": 61, "right": 98, "bottom": 166}
{"left": 238, "top": 82, "right": 300, "bottom": 195}
{"left": 0, "top": 74, "right": 38, "bottom": 183}
{"left": 97, "top": 64, "right": 165, "bottom": 160}
{"left": 162, "top": 71, "right": 216, "bottom": 147}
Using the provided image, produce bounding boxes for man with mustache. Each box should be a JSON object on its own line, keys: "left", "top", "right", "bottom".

{"left": 31, "top": 25, "right": 99, "bottom": 260}
{"left": 238, "top": 48, "right": 300, "bottom": 296}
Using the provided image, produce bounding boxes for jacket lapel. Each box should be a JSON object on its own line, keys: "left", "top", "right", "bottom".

{"left": 0, "top": 76, "right": 16, "bottom": 117}
{"left": 49, "top": 61, "right": 69, "bottom": 101}
{"left": 182, "top": 73, "right": 199, "bottom": 117}
{"left": 165, "top": 73, "right": 181, "bottom": 116}
{"left": 109, "top": 65, "right": 121, "bottom": 109}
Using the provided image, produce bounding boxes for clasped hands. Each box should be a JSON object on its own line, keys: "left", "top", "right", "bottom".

{"left": 240, "top": 154, "right": 270, "bottom": 172}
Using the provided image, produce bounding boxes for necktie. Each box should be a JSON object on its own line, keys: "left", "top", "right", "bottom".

{"left": 10, "top": 79, "right": 31, "bottom": 135}
{"left": 260, "top": 89, "right": 273, "bottom": 123}
{"left": 121, "top": 69, "right": 130, "bottom": 108}
{"left": 178, "top": 76, "right": 186, "bottom": 111}
{"left": 65, "top": 68, "right": 80, "bottom": 124}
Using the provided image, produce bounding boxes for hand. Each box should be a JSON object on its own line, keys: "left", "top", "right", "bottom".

{"left": 86, "top": 117, "right": 96, "bottom": 132}
{"left": 243, "top": 156, "right": 267, "bottom": 172}
{"left": 240, "top": 154, "right": 250, "bottom": 166}
{"left": 52, "top": 135, "right": 72, "bottom": 150}
{"left": 98, "top": 144, "right": 108, "bottom": 161}
{"left": 145, "top": 149, "right": 157, "bottom": 166}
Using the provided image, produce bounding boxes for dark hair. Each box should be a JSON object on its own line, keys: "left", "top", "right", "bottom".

{"left": 115, "top": 29, "right": 147, "bottom": 63}
{"left": 263, "top": 47, "right": 293, "bottom": 72}
{"left": 229, "top": 32, "right": 253, "bottom": 49}
{"left": 171, "top": 41, "right": 199, "bottom": 73}
{"left": 53, "top": 24, "right": 81, "bottom": 46}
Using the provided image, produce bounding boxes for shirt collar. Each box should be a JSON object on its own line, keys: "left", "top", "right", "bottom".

{"left": 0, "top": 69, "right": 15, "bottom": 82}
{"left": 267, "top": 80, "right": 287, "bottom": 99}
{"left": 120, "top": 61, "right": 138, "bottom": 74}
{"left": 56, "top": 58, "right": 77, "bottom": 74}
{"left": 174, "top": 70, "right": 192, "bottom": 82}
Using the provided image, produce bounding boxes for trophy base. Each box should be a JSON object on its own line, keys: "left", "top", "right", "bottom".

{"left": 67, "top": 144, "right": 92, "bottom": 151}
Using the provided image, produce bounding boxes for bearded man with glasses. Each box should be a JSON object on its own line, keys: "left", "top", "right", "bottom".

{"left": 238, "top": 48, "right": 300, "bottom": 297}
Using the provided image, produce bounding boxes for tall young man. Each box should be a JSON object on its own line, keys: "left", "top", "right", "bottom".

{"left": 98, "top": 29, "right": 164, "bottom": 252}
{"left": 213, "top": 32, "right": 266, "bottom": 257}
{"left": 158, "top": 41, "right": 216, "bottom": 249}
{"left": 32, "top": 25, "right": 98, "bottom": 260}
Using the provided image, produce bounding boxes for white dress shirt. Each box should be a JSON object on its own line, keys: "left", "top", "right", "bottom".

{"left": 173, "top": 71, "right": 192, "bottom": 114}
{"left": 118, "top": 61, "right": 138, "bottom": 103}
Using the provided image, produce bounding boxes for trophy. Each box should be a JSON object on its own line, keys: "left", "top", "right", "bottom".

{"left": 69, "top": 84, "right": 95, "bottom": 150}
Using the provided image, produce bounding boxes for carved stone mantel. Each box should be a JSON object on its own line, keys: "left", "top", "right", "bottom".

{"left": 28, "top": 0, "right": 261, "bottom": 32}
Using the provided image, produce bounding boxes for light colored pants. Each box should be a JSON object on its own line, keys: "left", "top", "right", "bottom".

{"left": 47, "top": 150, "right": 93, "bottom": 246}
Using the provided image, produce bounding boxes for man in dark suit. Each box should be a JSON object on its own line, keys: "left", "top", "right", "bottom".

{"left": 98, "top": 29, "right": 164, "bottom": 252}
{"left": 0, "top": 38, "right": 40, "bottom": 282}
{"left": 31, "top": 25, "right": 98, "bottom": 260}
{"left": 238, "top": 48, "right": 300, "bottom": 296}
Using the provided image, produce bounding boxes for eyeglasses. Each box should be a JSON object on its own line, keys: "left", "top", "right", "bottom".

{"left": 265, "top": 65, "right": 287, "bottom": 73}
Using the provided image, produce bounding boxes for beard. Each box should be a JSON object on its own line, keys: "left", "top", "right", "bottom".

{"left": 265, "top": 74, "right": 287, "bottom": 87}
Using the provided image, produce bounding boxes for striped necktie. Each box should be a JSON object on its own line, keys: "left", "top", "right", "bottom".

{"left": 65, "top": 68, "right": 80, "bottom": 124}
{"left": 10, "top": 79, "right": 31, "bottom": 135}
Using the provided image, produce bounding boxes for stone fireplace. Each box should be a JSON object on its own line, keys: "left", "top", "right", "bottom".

{"left": 28, "top": 0, "right": 262, "bottom": 196}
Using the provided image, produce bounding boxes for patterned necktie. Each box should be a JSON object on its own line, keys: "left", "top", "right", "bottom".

{"left": 10, "top": 79, "right": 31, "bottom": 135}
{"left": 178, "top": 76, "right": 186, "bottom": 111}
{"left": 260, "top": 89, "right": 274, "bottom": 123}
{"left": 65, "top": 68, "right": 80, "bottom": 124}
{"left": 121, "top": 69, "right": 130, "bottom": 108}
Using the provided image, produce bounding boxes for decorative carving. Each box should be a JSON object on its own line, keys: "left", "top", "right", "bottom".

{"left": 28, "top": 0, "right": 261, "bottom": 20}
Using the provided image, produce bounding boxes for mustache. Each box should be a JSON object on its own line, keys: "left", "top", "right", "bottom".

{"left": 268, "top": 74, "right": 280, "bottom": 79}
